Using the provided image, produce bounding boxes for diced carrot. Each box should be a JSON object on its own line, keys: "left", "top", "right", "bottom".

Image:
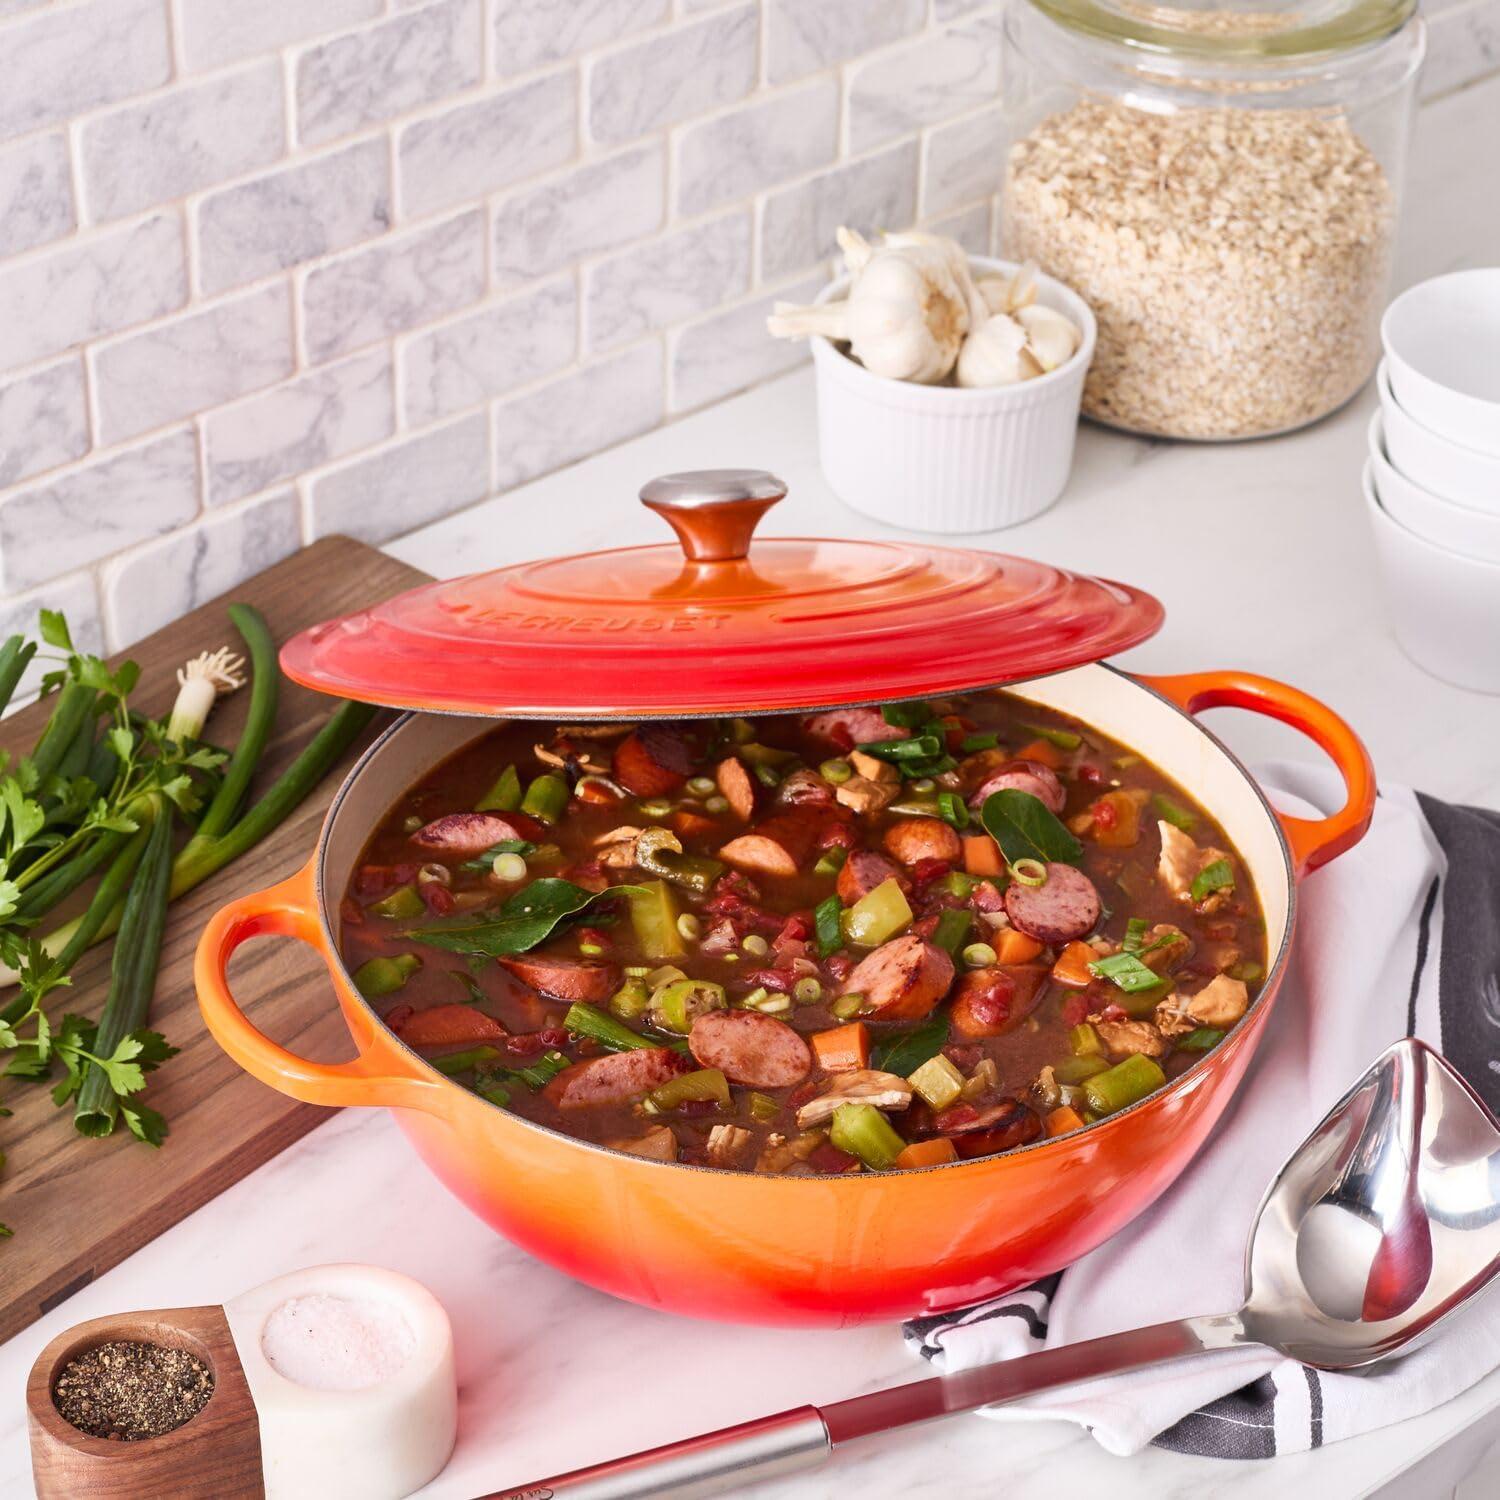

{"left": 1046, "top": 1105, "right": 1086, "bottom": 1138}
{"left": 994, "top": 929, "right": 1044, "bottom": 965}
{"left": 961, "top": 833, "right": 1004, "bottom": 876}
{"left": 395, "top": 1004, "right": 507, "bottom": 1048}
{"left": 1051, "top": 941, "right": 1097, "bottom": 989}
{"left": 895, "top": 1137, "right": 959, "bottom": 1169}
{"left": 672, "top": 809, "right": 717, "bottom": 839}
{"left": 1015, "top": 738, "right": 1063, "bottom": 769}
{"left": 810, "top": 1022, "right": 870, "bottom": 1074}
{"left": 1088, "top": 790, "right": 1142, "bottom": 849}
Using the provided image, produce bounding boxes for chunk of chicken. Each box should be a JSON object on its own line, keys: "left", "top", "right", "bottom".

{"left": 836, "top": 775, "right": 899, "bottom": 815}
{"left": 706, "top": 1123, "right": 753, "bottom": 1167}
{"left": 1141, "top": 922, "right": 1192, "bottom": 973}
{"left": 754, "top": 1129, "right": 826, "bottom": 1174}
{"left": 1092, "top": 1019, "right": 1167, "bottom": 1059}
{"left": 1156, "top": 821, "right": 1232, "bottom": 910}
{"left": 594, "top": 824, "right": 645, "bottom": 869}
{"left": 795, "top": 1069, "right": 913, "bottom": 1128}
{"left": 1156, "top": 973, "right": 1250, "bottom": 1039}
{"left": 607, "top": 1126, "right": 678, "bottom": 1162}
{"left": 848, "top": 749, "right": 898, "bottom": 784}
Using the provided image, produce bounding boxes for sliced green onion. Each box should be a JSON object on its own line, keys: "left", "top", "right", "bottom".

{"left": 1177, "top": 1027, "right": 1227, "bottom": 1051}
{"left": 491, "top": 851, "right": 527, "bottom": 882}
{"left": 961, "top": 732, "right": 998, "bottom": 753}
{"left": 937, "top": 790, "right": 969, "bottom": 829}
{"left": 429, "top": 1045, "right": 504, "bottom": 1077}
{"left": 748, "top": 1091, "right": 780, "bottom": 1123}
{"left": 814, "top": 893, "right": 843, "bottom": 958}
{"left": 501, "top": 1049, "right": 571, "bottom": 1090}
{"left": 933, "top": 907, "right": 972, "bottom": 958}
{"left": 909, "top": 777, "right": 936, "bottom": 793}
{"left": 676, "top": 913, "right": 702, "bottom": 941}
{"left": 753, "top": 763, "right": 781, "bottom": 789}
{"left": 639, "top": 797, "right": 673, "bottom": 818}
{"left": 743, "top": 990, "right": 791, "bottom": 1014}
{"left": 1190, "top": 859, "right": 1235, "bottom": 903}
{"left": 563, "top": 1002, "right": 659, "bottom": 1052}
{"left": 609, "top": 979, "right": 651, "bottom": 1020}
{"left": 704, "top": 794, "right": 729, "bottom": 814}
{"left": 741, "top": 933, "right": 770, "bottom": 957}
{"left": 819, "top": 757, "right": 853, "bottom": 784}
{"left": 1009, "top": 858, "right": 1048, "bottom": 887}
{"left": 832, "top": 991, "right": 865, "bottom": 1020}
{"left": 1228, "top": 960, "right": 1263, "bottom": 984}
{"left": 476, "top": 764, "right": 522, "bottom": 812}
{"left": 793, "top": 976, "right": 823, "bottom": 1004}
{"left": 961, "top": 941, "right": 996, "bottom": 968}
{"left": 881, "top": 700, "right": 937, "bottom": 728}
{"left": 686, "top": 775, "right": 717, "bottom": 797}
{"left": 1151, "top": 792, "right": 1197, "bottom": 832}
{"left": 855, "top": 734, "right": 941, "bottom": 762}
{"left": 1088, "top": 950, "right": 1166, "bottom": 994}
{"left": 1112, "top": 754, "right": 1141, "bottom": 770}
{"left": 1123, "top": 916, "right": 1150, "bottom": 952}
{"left": 813, "top": 844, "right": 847, "bottom": 878}
{"left": 1025, "top": 724, "right": 1082, "bottom": 750}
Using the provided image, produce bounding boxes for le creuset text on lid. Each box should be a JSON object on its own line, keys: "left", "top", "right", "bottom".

{"left": 280, "top": 470, "right": 1164, "bottom": 718}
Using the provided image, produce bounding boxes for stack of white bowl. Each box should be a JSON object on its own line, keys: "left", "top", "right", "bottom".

{"left": 1366, "top": 269, "right": 1500, "bottom": 694}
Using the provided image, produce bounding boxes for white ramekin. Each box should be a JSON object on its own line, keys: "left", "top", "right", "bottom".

{"left": 807, "top": 255, "right": 1096, "bottom": 534}
{"left": 1368, "top": 410, "right": 1500, "bottom": 563}
{"left": 1378, "top": 359, "right": 1500, "bottom": 512}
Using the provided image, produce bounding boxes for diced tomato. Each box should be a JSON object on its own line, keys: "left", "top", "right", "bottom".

{"left": 1090, "top": 797, "right": 1119, "bottom": 831}
{"left": 1076, "top": 764, "right": 1104, "bottom": 786}
{"left": 777, "top": 913, "right": 813, "bottom": 944}
{"left": 787, "top": 1080, "right": 821, "bottom": 1111}
{"left": 563, "top": 860, "right": 608, "bottom": 893}
{"left": 942, "top": 1043, "right": 983, "bottom": 1072}
{"left": 911, "top": 857, "right": 953, "bottom": 887}
{"left": 339, "top": 898, "right": 365, "bottom": 926}
{"left": 825, "top": 953, "right": 853, "bottom": 983}
{"left": 504, "top": 1027, "right": 570, "bottom": 1055}
{"left": 969, "top": 880, "right": 1005, "bottom": 913}
{"left": 420, "top": 882, "right": 456, "bottom": 915}
{"left": 809, "top": 1142, "right": 862, "bottom": 1173}
{"left": 741, "top": 966, "right": 798, "bottom": 993}
{"left": 575, "top": 926, "right": 612, "bottom": 953}
{"left": 829, "top": 724, "right": 855, "bottom": 753}
{"left": 1097, "top": 1002, "right": 1128, "bottom": 1023}
{"left": 356, "top": 862, "right": 418, "bottom": 898}
{"left": 575, "top": 779, "right": 624, "bottom": 806}
{"left": 1060, "top": 991, "right": 1090, "bottom": 1027}
{"left": 716, "top": 870, "right": 764, "bottom": 902}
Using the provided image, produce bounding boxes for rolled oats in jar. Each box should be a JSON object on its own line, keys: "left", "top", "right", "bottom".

{"left": 1001, "top": 0, "right": 1425, "bottom": 440}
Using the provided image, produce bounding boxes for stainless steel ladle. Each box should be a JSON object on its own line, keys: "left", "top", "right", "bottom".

{"left": 488, "top": 1037, "right": 1500, "bottom": 1500}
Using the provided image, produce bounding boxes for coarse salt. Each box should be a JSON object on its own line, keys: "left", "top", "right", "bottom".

{"left": 261, "top": 1294, "right": 416, "bottom": 1392}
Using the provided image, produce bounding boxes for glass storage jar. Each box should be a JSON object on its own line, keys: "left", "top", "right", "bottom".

{"left": 1000, "top": 0, "right": 1425, "bottom": 440}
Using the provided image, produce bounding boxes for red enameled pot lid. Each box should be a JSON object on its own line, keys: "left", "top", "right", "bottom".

{"left": 282, "top": 471, "right": 1164, "bottom": 718}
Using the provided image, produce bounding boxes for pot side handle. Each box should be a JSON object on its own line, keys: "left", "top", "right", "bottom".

{"left": 1137, "top": 670, "right": 1376, "bottom": 879}
{"left": 194, "top": 857, "right": 444, "bottom": 1113}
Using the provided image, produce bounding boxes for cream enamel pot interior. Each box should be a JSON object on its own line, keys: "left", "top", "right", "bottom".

{"left": 197, "top": 664, "right": 1372, "bottom": 1326}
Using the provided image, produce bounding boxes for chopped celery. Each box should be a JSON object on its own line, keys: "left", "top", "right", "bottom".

{"left": 814, "top": 894, "right": 843, "bottom": 957}
{"left": 935, "top": 871, "right": 974, "bottom": 900}
{"left": 830, "top": 1103, "right": 906, "bottom": 1171}
{"left": 563, "top": 1002, "right": 657, "bottom": 1052}
{"left": 353, "top": 953, "right": 420, "bottom": 998}
{"left": 1228, "top": 960, "right": 1264, "bottom": 984}
{"left": 748, "top": 1091, "right": 780, "bottom": 1123}
{"left": 649, "top": 1067, "right": 730, "bottom": 1112}
{"left": 832, "top": 992, "right": 866, "bottom": 1020}
{"left": 628, "top": 880, "right": 685, "bottom": 957}
{"left": 820, "top": 757, "right": 853, "bottom": 784}
{"left": 752, "top": 763, "right": 781, "bottom": 789}
{"left": 476, "top": 764, "right": 522, "bottom": 812}
{"left": 933, "top": 908, "right": 971, "bottom": 958}
{"left": 1082, "top": 1054, "right": 1166, "bottom": 1115}
{"left": 429, "top": 1045, "right": 503, "bottom": 1077}
{"left": 369, "top": 884, "right": 424, "bottom": 920}
{"left": 1025, "top": 724, "right": 1082, "bottom": 750}
{"left": 1190, "top": 859, "right": 1234, "bottom": 903}
{"left": 609, "top": 978, "right": 651, "bottom": 1020}
{"left": 1177, "top": 1027, "right": 1226, "bottom": 1052}
{"left": 961, "top": 732, "right": 998, "bottom": 752}
{"left": 1068, "top": 1023, "right": 1103, "bottom": 1057}
{"left": 653, "top": 978, "right": 726, "bottom": 1033}
{"left": 1151, "top": 792, "right": 1197, "bottom": 832}
{"left": 521, "top": 773, "right": 569, "bottom": 824}
{"left": 907, "top": 1053, "right": 964, "bottom": 1109}
{"left": 887, "top": 795, "right": 942, "bottom": 818}
{"left": 813, "top": 844, "right": 848, "bottom": 878}
{"left": 1053, "top": 1054, "right": 1111, "bottom": 1085}
{"left": 841, "top": 877, "right": 912, "bottom": 947}
{"left": 738, "top": 742, "right": 798, "bottom": 767}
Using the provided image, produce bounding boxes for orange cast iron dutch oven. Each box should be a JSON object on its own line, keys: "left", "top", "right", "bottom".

{"left": 195, "top": 472, "right": 1375, "bottom": 1327}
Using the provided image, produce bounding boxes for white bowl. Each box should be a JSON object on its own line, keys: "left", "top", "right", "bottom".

{"left": 1362, "top": 458, "right": 1500, "bottom": 694}
{"left": 1378, "top": 359, "right": 1500, "bottom": 513}
{"left": 1381, "top": 269, "right": 1500, "bottom": 456}
{"left": 1368, "top": 411, "right": 1500, "bottom": 563}
{"left": 808, "top": 255, "right": 1096, "bottom": 533}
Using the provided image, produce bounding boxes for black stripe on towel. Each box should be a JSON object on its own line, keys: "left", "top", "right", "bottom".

{"left": 1152, "top": 1375, "right": 1279, "bottom": 1460}
{"left": 1406, "top": 875, "right": 1440, "bottom": 1038}
{"left": 1304, "top": 1367, "right": 1324, "bottom": 1449}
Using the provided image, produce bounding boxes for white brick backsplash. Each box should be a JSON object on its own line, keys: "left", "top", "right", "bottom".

{"left": 0, "top": 429, "right": 199, "bottom": 591}
{"left": 492, "top": 143, "right": 664, "bottom": 289}
{"left": 179, "top": 0, "right": 383, "bottom": 73}
{"left": 676, "top": 79, "right": 839, "bottom": 217}
{"left": 0, "top": 357, "right": 87, "bottom": 487}
{"left": 925, "top": 198, "right": 995, "bottom": 258}
{"left": 760, "top": 141, "right": 919, "bottom": 280}
{"left": 494, "top": 342, "right": 663, "bottom": 492}
{"left": 586, "top": 210, "right": 751, "bottom": 352}
{"left": 921, "top": 105, "right": 1005, "bottom": 217}
{"left": 0, "top": 569, "right": 103, "bottom": 699}
{"left": 93, "top": 284, "right": 295, "bottom": 447}
{"left": 670, "top": 274, "right": 821, "bottom": 414}
{"left": 0, "top": 0, "right": 170, "bottom": 143}
{"left": 400, "top": 276, "right": 576, "bottom": 427}
{"left": 203, "top": 348, "right": 394, "bottom": 508}
{"left": 81, "top": 62, "right": 287, "bottom": 224}
{"left": 0, "top": 212, "right": 187, "bottom": 372}
{"left": 847, "top": 17, "right": 1002, "bottom": 153}
{"left": 296, "top": 0, "right": 482, "bottom": 148}
{"left": 196, "top": 140, "right": 392, "bottom": 296}
{"left": 767, "top": 0, "right": 926, "bottom": 84}
{"left": 588, "top": 4, "right": 758, "bottom": 145}
{"left": 495, "top": 0, "right": 670, "bottom": 75}
{"left": 0, "top": 132, "right": 74, "bottom": 258}
{"left": 302, "top": 209, "right": 486, "bottom": 365}
{"left": 307, "top": 411, "right": 489, "bottom": 545}
{"left": 104, "top": 490, "right": 301, "bottom": 646}
{"left": 933, "top": 0, "right": 995, "bottom": 17}
{"left": 397, "top": 71, "right": 577, "bottom": 220}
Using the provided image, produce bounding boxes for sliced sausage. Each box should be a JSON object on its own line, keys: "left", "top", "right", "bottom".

{"left": 804, "top": 707, "right": 909, "bottom": 748}
{"left": 836, "top": 849, "right": 909, "bottom": 905}
{"left": 395, "top": 1004, "right": 507, "bottom": 1048}
{"left": 949, "top": 965, "right": 1049, "bottom": 1039}
{"left": 715, "top": 756, "right": 756, "bottom": 821}
{"left": 689, "top": 1009, "right": 812, "bottom": 1089}
{"left": 718, "top": 813, "right": 818, "bottom": 879}
{"left": 1002, "top": 863, "right": 1101, "bottom": 944}
{"left": 968, "top": 760, "right": 1065, "bottom": 814}
{"left": 543, "top": 1047, "right": 687, "bottom": 1110}
{"left": 778, "top": 768, "right": 837, "bottom": 807}
{"left": 949, "top": 1100, "right": 1043, "bottom": 1159}
{"left": 614, "top": 724, "right": 696, "bottom": 797}
{"left": 410, "top": 812, "right": 533, "bottom": 855}
{"left": 498, "top": 955, "right": 619, "bottom": 1002}
{"left": 883, "top": 817, "right": 962, "bottom": 867}
{"left": 841, "top": 934, "right": 954, "bottom": 1021}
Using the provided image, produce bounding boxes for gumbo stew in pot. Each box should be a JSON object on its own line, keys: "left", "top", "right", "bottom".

{"left": 340, "top": 695, "right": 1265, "bottom": 1174}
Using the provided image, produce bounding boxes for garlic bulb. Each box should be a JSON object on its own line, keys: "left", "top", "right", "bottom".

{"left": 976, "top": 263, "right": 1039, "bottom": 317}
{"left": 956, "top": 313, "right": 1031, "bottom": 388}
{"left": 1017, "top": 303, "right": 1081, "bottom": 373}
{"left": 767, "top": 233, "right": 975, "bottom": 384}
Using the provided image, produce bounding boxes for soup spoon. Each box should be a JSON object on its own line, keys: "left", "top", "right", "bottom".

{"left": 486, "top": 1037, "right": 1500, "bottom": 1500}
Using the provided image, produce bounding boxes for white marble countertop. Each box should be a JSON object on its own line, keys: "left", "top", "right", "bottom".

{"left": 3, "top": 72, "right": 1499, "bottom": 1500}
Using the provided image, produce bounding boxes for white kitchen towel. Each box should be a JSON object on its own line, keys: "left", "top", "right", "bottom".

{"left": 903, "top": 763, "right": 1500, "bottom": 1459}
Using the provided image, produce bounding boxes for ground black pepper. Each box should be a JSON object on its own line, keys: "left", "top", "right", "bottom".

{"left": 53, "top": 1339, "right": 214, "bottom": 1441}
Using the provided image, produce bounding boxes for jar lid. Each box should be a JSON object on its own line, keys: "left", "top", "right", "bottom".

{"left": 280, "top": 471, "right": 1164, "bottom": 718}
{"left": 1028, "top": 0, "right": 1415, "bottom": 58}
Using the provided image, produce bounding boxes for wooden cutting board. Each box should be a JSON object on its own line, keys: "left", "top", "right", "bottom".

{"left": 0, "top": 537, "right": 430, "bottom": 1345}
